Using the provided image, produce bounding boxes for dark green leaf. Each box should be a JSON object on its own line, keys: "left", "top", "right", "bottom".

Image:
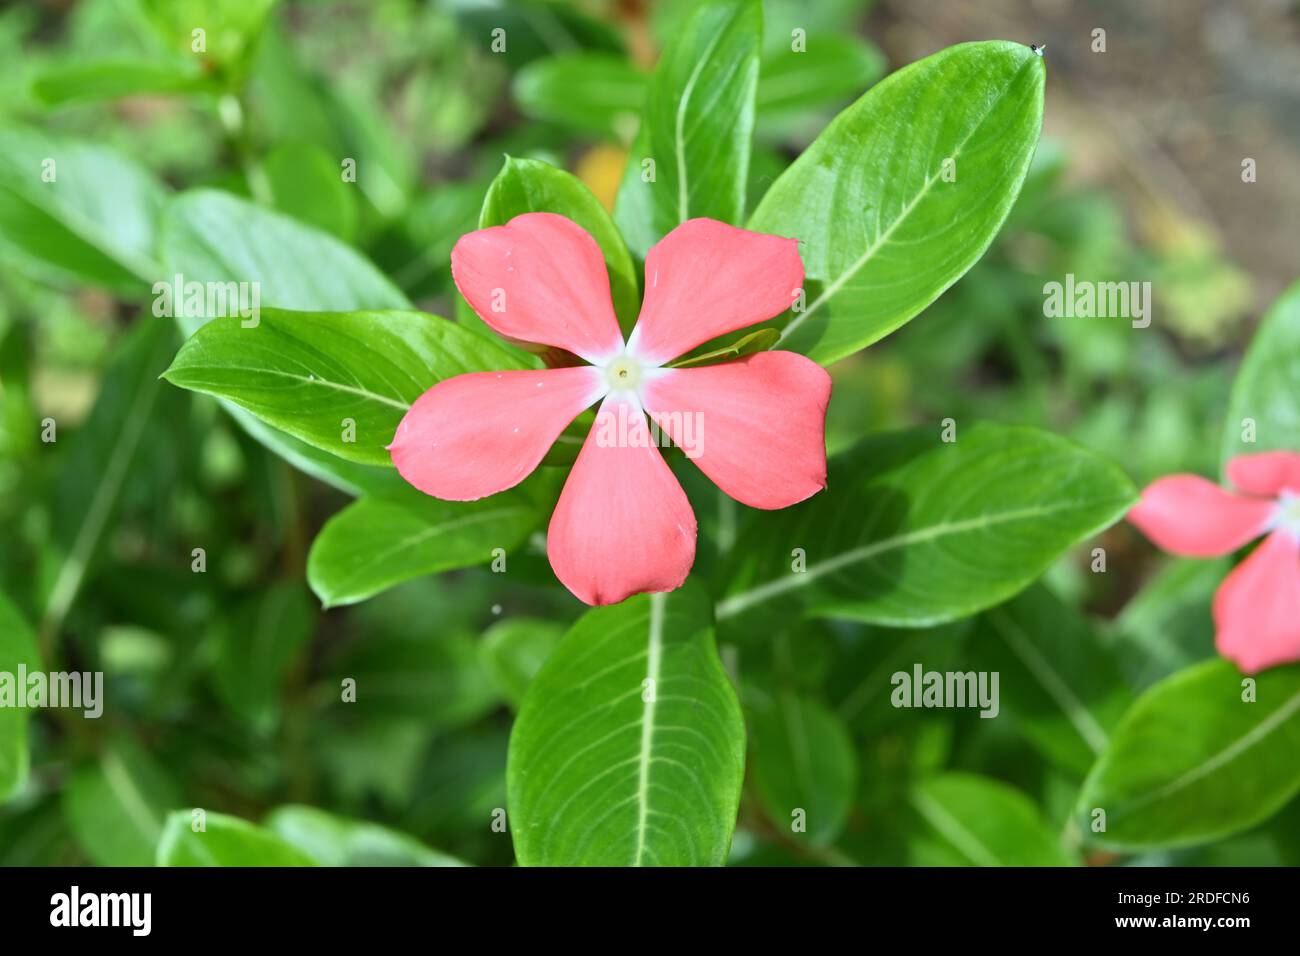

{"left": 0, "top": 592, "right": 39, "bottom": 800}
{"left": 64, "top": 738, "right": 181, "bottom": 867}
{"left": 911, "top": 772, "right": 1075, "bottom": 866}
{"left": 479, "top": 617, "right": 566, "bottom": 709}
{"left": 513, "top": 53, "right": 646, "bottom": 141}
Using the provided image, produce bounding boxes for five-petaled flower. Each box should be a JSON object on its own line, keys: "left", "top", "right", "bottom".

{"left": 388, "top": 213, "right": 832, "bottom": 606}
{"left": 1128, "top": 451, "right": 1300, "bottom": 673}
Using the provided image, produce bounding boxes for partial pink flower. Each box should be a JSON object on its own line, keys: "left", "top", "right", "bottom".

{"left": 389, "top": 213, "right": 831, "bottom": 606}
{"left": 1128, "top": 451, "right": 1300, "bottom": 673}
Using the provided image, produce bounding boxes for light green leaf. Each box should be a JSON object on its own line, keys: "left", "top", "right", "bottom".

{"left": 307, "top": 482, "right": 544, "bottom": 608}
{"left": 0, "top": 592, "right": 40, "bottom": 801}
{"left": 31, "top": 59, "right": 214, "bottom": 106}
{"left": 157, "top": 811, "right": 316, "bottom": 867}
{"left": 163, "top": 307, "right": 529, "bottom": 466}
{"left": 0, "top": 126, "right": 165, "bottom": 293}
{"left": 669, "top": 327, "right": 778, "bottom": 368}
{"left": 1222, "top": 279, "right": 1300, "bottom": 467}
{"left": 970, "top": 586, "right": 1130, "bottom": 777}
{"left": 508, "top": 583, "right": 745, "bottom": 866}
{"left": 160, "top": 189, "right": 412, "bottom": 494}
{"left": 748, "top": 692, "right": 856, "bottom": 846}
{"left": 64, "top": 738, "right": 181, "bottom": 867}
{"left": 911, "top": 773, "right": 1075, "bottom": 866}
{"left": 749, "top": 41, "right": 1046, "bottom": 364}
{"left": 614, "top": 0, "right": 762, "bottom": 257}
{"left": 717, "top": 423, "right": 1137, "bottom": 626}
{"left": 513, "top": 53, "right": 646, "bottom": 141}
{"left": 479, "top": 617, "right": 566, "bottom": 709}
{"left": 1075, "top": 660, "right": 1300, "bottom": 851}
{"left": 264, "top": 805, "right": 466, "bottom": 867}
{"left": 481, "top": 156, "right": 640, "bottom": 333}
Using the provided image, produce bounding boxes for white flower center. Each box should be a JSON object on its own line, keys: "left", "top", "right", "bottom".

{"left": 604, "top": 353, "right": 644, "bottom": 393}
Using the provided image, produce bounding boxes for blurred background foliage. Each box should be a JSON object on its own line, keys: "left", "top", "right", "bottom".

{"left": 0, "top": 0, "right": 1298, "bottom": 866}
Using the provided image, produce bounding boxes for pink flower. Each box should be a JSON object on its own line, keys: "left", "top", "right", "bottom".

{"left": 388, "top": 213, "right": 832, "bottom": 606}
{"left": 1128, "top": 452, "right": 1300, "bottom": 673}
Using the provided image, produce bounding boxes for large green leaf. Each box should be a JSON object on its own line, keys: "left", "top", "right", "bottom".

{"left": 0, "top": 126, "right": 165, "bottom": 294}
{"left": 911, "top": 773, "right": 1075, "bottom": 866}
{"left": 749, "top": 41, "right": 1046, "bottom": 364}
{"left": 160, "top": 189, "right": 411, "bottom": 494}
{"left": 1221, "top": 279, "right": 1300, "bottom": 468}
{"left": 1075, "top": 660, "right": 1300, "bottom": 851}
{"left": 507, "top": 584, "right": 745, "bottom": 866}
{"left": 163, "top": 307, "right": 529, "bottom": 466}
{"left": 264, "top": 805, "right": 466, "bottom": 866}
{"left": 0, "top": 592, "right": 39, "bottom": 801}
{"left": 64, "top": 738, "right": 181, "bottom": 867}
{"left": 969, "top": 585, "right": 1130, "bottom": 777}
{"left": 156, "top": 811, "right": 316, "bottom": 867}
{"left": 748, "top": 691, "right": 856, "bottom": 846}
{"left": 513, "top": 54, "right": 646, "bottom": 141}
{"left": 717, "top": 423, "right": 1136, "bottom": 626}
{"left": 307, "top": 481, "right": 544, "bottom": 608}
{"left": 481, "top": 156, "right": 641, "bottom": 333}
{"left": 614, "top": 0, "right": 762, "bottom": 257}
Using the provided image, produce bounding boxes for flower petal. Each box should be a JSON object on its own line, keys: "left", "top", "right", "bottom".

{"left": 1214, "top": 530, "right": 1300, "bottom": 673}
{"left": 547, "top": 396, "right": 696, "bottom": 605}
{"left": 627, "top": 219, "right": 804, "bottom": 365}
{"left": 640, "top": 351, "right": 831, "bottom": 509}
{"left": 1127, "top": 475, "right": 1274, "bottom": 557}
{"left": 390, "top": 366, "right": 605, "bottom": 501}
{"left": 451, "top": 212, "right": 624, "bottom": 363}
{"left": 1227, "top": 451, "right": 1300, "bottom": 497}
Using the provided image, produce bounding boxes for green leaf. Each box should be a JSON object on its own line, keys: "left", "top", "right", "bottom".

{"left": 479, "top": 617, "right": 566, "bottom": 709}
{"left": 1075, "top": 660, "right": 1300, "bottom": 851}
{"left": 970, "top": 586, "right": 1130, "bottom": 777}
{"left": 481, "top": 156, "right": 640, "bottom": 333}
{"left": 756, "top": 34, "right": 884, "bottom": 125}
{"left": 0, "top": 126, "right": 165, "bottom": 293}
{"left": 31, "top": 59, "right": 214, "bottom": 107}
{"left": 668, "top": 327, "right": 778, "bottom": 368}
{"left": 160, "top": 190, "right": 409, "bottom": 338}
{"left": 307, "top": 482, "right": 544, "bottom": 608}
{"left": 748, "top": 691, "right": 856, "bottom": 846}
{"left": 264, "top": 805, "right": 466, "bottom": 867}
{"left": 64, "top": 738, "right": 181, "bottom": 867}
{"left": 507, "top": 583, "right": 745, "bottom": 866}
{"left": 261, "top": 142, "right": 359, "bottom": 242}
{"left": 139, "top": 0, "right": 276, "bottom": 78}
{"left": 614, "top": 0, "right": 762, "bottom": 257}
{"left": 211, "top": 583, "right": 313, "bottom": 729}
{"left": 163, "top": 307, "right": 529, "bottom": 466}
{"left": 1222, "top": 279, "right": 1300, "bottom": 467}
{"left": 156, "top": 811, "right": 316, "bottom": 867}
{"left": 0, "top": 592, "right": 40, "bottom": 801}
{"left": 749, "top": 41, "right": 1046, "bottom": 364}
{"left": 513, "top": 53, "right": 646, "bottom": 141}
{"left": 718, "top": 423, "right": 1136, "bottom": 626}
{"left": 43, "top": 317, "right": 175, "bottom": 632}
{"left": 160, "top": 189, "right": 411, "bottom": 494}
{"left": 911, "top": 773, "right": 1075, "bottom": 866}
